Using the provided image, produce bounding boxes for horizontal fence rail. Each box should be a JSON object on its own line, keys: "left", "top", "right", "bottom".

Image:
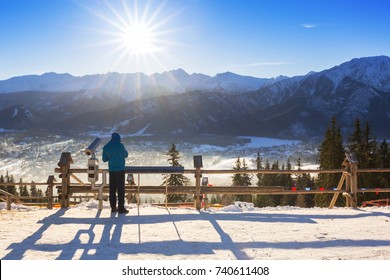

{"left": 54, "top": 168, "right": 350, "bottom": 174}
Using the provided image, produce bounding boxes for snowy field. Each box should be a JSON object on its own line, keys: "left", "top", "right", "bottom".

{"left": 1, "top": 201, "right": 390, "bottom": 260}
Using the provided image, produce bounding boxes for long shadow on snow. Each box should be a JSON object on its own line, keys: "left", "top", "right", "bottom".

{"left": 3, "top": 208, "right": 390, "bottom": 260}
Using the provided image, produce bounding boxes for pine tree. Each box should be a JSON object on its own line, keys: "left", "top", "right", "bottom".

{"left": 30, "top": 181, "right": 38, "bottom": 196}
{"left": 316, "top": 117, "right": 344, "bottom": 207}
{"left": 262, "top": 159, "right": 271, "bottom": 186}
{"left": 29, "top": 181, "right": 38, "bottom": 202}
{"left": 317, "top": 117, "right": 345, "bottom": 188}
{"left": 362, "top": 122, "right": 372, "bottom": 166}
{"left": 161, "top": 143, "right": 190, "bottom": 203}
{"left": 232, "top": 157, "right": 252, "bottom": 186}
{"left": 279, "top": 161, "right": 294, "bottom": 206}
{"left": 262, "top": 161, "right": 280, "bottom": 191}
{"left": 37, "top": 189, "right": 44, "bottom": 202}
{"left": 255, "top": 159, "right": 276, "bottom": 206}
{"left": 255, "top": 152, "right": 264, "bottom": 186}
{"left": 271, "top": 161, "right": 284, "bottom": 206}
{"left": 0, "top": 174, "right": 4, "bottom": 192}
{"left": 295, "top": 157, "right": 313, "bottom": 207}
{"left": 348, "top": 118, "right": 363, "bottom": 155}
{"left": 1, "top": 172, "right": 17, "bottom": 195}
{"left": 241, "top": 159, "right": 252, "bottom": 186}
{"left": 254, "top": 154, "right": 274, "bottom": 207}
{"left": 378, "top": 140, "right": 390, "bottom": 188}
{"left": 347, "top": 120, "right": 381, "bottom": 202}
{"left": 379, "top": 140, "right": 390, "bottom": 168}
{"left": 241, "top": 158, "right": 252, "bottom": 202}
{"left": 281, "top": 159, "right": 293, "bottom": 187}
{"left": 232, "top": 157, "right": 252, "bottom": 202}
{"left": 18, "top": 178, "right": 30, "bottom": 197}
{"left": 232, "top": 157, "right": 242, "bottom": 186}
{"left": 271, "top": 161, "right": 281, "bottom": 186}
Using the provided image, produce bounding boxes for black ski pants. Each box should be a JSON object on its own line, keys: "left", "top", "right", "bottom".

{"left": 109, "top": 170, "right": 125, "bottom": 210}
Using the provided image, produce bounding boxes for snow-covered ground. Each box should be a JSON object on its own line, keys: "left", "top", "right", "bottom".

{"left": 1, "top": 201, "right": 390, "bottom": 260}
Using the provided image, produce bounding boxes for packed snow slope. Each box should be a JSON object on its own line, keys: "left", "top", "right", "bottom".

{"left": 1, "top": 202, "right": 390, "bottom": 260}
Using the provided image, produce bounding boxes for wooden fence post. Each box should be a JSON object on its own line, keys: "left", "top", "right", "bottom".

{"left": 350, "top": 162, "right": 358, "bottom": 208}
{"left": 58, "top": 152, "right": 73, "bottom": 209}
{"left": 195, "top": 167, "right": 201, "bottom": 210}
{"left": 0, "top": 189, "right": 14, "bottom": 210}
{"left": 193, "top": 156, "right": 203, "bottom": 211}
{"left": 46, "top": 175, "right": 56, "bottom": 210}
{"left": 345, "top": 152, "right": 359, "bottom": 208}
{"left": 6, "top": 193, "right": 12, "bottom": 210}
{"left": 346, "top": 178, "right": 351, "bottom": 207}
{"left": 344, "top": 152, "right": 359, "bottom": 208}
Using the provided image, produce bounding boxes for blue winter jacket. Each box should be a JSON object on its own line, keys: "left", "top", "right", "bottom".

{"left": 102, "top": 133, "right": 128, "bottom": 171}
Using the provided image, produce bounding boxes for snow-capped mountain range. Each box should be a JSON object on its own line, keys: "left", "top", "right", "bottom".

{"left": 0, "top": 69, "right": 287, "bottom": 97}
{"left": 1, "top": 56, "right": 390, "bottom": 139}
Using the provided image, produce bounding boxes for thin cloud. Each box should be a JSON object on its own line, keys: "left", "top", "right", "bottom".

{"left": 301, "top": 23, "right": 317, "bottom": 29}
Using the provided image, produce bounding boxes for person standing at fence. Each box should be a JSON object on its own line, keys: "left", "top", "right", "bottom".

{"left": 102, "top": 132, "right": 129, "bottom": 214}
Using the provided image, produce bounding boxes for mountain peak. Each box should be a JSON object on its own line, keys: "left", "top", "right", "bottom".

{"left": 319, "top": 55, "right": 390, "bottom": 91}
{"left": 333, "top": 56, "right": 390, "bottom": 72}
{"left": 215, "top": 71, "right": 241, "bottom": 78}
{"left": 41, "top": 72, "right": 72, "bottom": 77}
{"left": 170, "top": 68, "right": 188, "bottom": 75}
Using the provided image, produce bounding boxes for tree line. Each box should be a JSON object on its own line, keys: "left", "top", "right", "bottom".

{"left": 219, "top": 117, "right": 390, "bottom": 207}
{"left": 162, "top": 117, "right": 390, "bottom": 207}
{"left": 0, "top": 172, "right": 45, "bottom": 202}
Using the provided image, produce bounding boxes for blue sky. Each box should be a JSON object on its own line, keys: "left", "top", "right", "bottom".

{"left": 1, "top": 0, "right": 389, "bottom": 80}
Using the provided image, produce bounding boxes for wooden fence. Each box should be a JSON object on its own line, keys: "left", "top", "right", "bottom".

{"left": 2, "top": 152, "right": 390, "bottom": 210}
{"left": 0, "top": 189, "right": 14, "bottom": 210}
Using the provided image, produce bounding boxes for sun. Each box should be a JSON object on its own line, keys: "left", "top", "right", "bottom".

{"left": 82, "top": 0, "right": 176, "bottom": 68}
{"left": 102, "top": 0, "right": 168, "bottom": 57}
{"left": 120, "top": 23, "right": 158, "bottom": 55}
